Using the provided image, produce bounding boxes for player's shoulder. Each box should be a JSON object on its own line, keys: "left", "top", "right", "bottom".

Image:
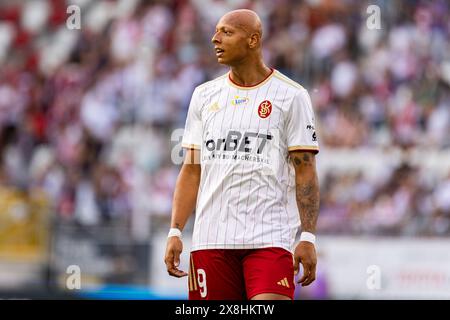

{"left": 272, "top": 70, "right": 306, "bottom": 93}
{"left": 194, "top": 72, "right": 228, "bottom": 93}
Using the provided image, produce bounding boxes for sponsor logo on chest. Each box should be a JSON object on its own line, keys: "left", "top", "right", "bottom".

{"left": 231, "top": 96, "right": 249, "bottom": 106}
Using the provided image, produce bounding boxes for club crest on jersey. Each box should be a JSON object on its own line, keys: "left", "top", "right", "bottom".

{"left": 231, "top": 96, "right": 249, "bottom": 106}
{"left": 258, "top": 100, "right": 272, "bottom": 118}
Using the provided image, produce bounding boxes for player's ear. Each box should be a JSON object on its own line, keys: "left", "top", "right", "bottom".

{"left": 248, "top": 33, "right": 259, "bottom": 49}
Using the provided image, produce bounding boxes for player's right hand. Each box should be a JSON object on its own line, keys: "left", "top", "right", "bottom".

{"left": 164, "top": 236, "right": 188, "bottom": 278}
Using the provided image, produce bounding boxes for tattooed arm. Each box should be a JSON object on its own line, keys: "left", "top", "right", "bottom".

{"left": 289, "top": 150, "right": 320, "bottom": 286}
{"left": 290, "top": 151, "right": 320, "bottom": 233}
{"left": 165, "top": 148, "right": 201, "bottom": 278}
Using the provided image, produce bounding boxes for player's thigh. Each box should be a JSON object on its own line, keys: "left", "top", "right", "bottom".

{"left": 188, "top": 249, "right": 246, "bottom": 300}
{"left": 243, "top": 247, "right": 295, "bottom": 300}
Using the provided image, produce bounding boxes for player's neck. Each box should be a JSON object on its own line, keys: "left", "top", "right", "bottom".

{"left": 229, "top": 60, "right": 272, "bottom": 87}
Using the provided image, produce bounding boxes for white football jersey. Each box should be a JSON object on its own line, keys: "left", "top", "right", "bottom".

{"left": 182, "top": 69, "right": 319, "bottom": 253}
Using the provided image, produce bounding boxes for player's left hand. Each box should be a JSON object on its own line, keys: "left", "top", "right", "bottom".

{"left": 293, "top": 241, "right": 317, "bottom": 286}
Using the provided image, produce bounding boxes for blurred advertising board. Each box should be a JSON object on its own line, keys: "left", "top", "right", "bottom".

{"left": 50, "top": 223, "right": 150, "bottom": 292}
{"left": 0, "top": 186, "right": 50, "bottom": 262}
{"left": 316, "top": 236, "right": 450, "bottom": 299}
{"left": 0, "top": 186, "right": 50, "bottom": 289}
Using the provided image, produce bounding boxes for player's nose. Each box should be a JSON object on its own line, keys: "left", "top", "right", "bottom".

{"left": 211, "top": 32, "right": 221, "bottom": 44}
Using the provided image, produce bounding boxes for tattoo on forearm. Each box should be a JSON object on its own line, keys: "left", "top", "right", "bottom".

{"left": 303, "top": 153, "right": 310, "bottom": 162}
{"left": 296, "top": 176, "right": 319, "bottom": 233}
{"left": 291, "top": 153, "right": 319, "bottom": 233}
{"left": 291, "top": 154, "right": 312, "bottom": 168}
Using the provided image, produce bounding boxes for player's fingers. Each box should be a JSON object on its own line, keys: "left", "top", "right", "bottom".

{"left": 165, "top": 253, "right": 180, "bottom": 274}
{"left": 168, "top": 268, "right": 188, "bottom": 278}
{"left": 302, "top": 275, "right": 316, "bottom": 286}
{"left": 173, "top": 251, "right": 181, "bottom": 267}
{"left": 164, "top": 252, "right": 174, "bottom": 270}
{"left": 298, "top": 261, "right": 312, "bottom": 284}
{"left": 302, "top": 265, "right": 316, "bottom": 286}
{"left": 166, "top": 259, "right": 186, "bottom": 277}
{"left": 293, "top": 256, "right": 300, "bottom": 275}
{"left": 298, "top": 271, "right": 308, "bottom": 284}
{"left": 165, "top": 249, "right": 188, "bottom": 277}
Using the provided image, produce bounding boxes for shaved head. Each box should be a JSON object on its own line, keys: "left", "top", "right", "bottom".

{"left": 212, "top": 9, "right": 266, "bottom": 67}
{"left": 219, "top": 9, "right": 263, "bottom": 39}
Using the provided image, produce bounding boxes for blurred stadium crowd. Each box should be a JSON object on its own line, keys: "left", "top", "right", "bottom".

{"left": 0, "top": 0, "right": 449, "bottom": 243}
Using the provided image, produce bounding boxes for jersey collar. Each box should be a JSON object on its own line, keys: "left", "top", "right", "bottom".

{"left": 227, "top": 68, "right": 275, "bottom": 90}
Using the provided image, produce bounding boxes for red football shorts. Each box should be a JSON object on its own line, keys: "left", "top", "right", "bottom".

{"left": 188, "top": 247, "right": 295, "bottom": 300}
